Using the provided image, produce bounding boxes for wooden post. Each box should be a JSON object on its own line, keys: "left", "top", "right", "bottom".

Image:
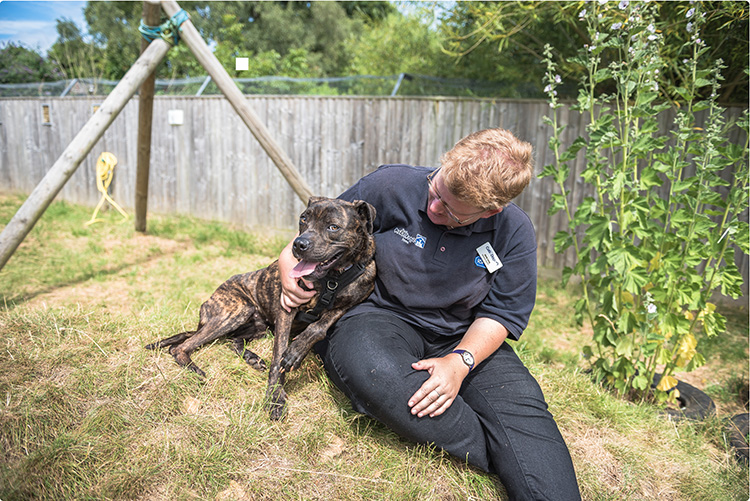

{"left": 135, "top": 0, "right": 162, "bottom": 232}
{"left": 0, "top": 38, "right": 172, "bottom": 271}
{"left": 161, "top": 0, "right": 314, "bottom": 203}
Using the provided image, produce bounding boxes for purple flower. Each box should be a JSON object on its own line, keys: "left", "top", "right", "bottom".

{"left": 686, "top": 8, "right": 695, "bottom": 18}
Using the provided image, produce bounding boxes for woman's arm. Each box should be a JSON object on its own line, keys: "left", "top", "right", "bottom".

{"left": 408, "top": 317, "right": 509, "bottom": 418}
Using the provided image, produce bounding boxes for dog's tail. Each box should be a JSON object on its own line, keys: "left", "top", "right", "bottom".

{"left": 145, "top": 331, "right": 194, "bottom": 350}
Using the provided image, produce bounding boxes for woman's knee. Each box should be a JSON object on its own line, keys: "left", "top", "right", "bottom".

{"left": 325, "top": 313, "right": 423, "bottom": 400}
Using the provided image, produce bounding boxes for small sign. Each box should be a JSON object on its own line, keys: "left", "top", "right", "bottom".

{"left": 168, "top": 109, "right": 184, "bottom": 126}
{"left": 236, "top": 58, "right": 249, "bottom": 71}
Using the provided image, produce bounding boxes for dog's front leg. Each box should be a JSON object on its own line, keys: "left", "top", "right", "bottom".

{"left": 266, "top": 310, "right": 293, "bottom": 420}
{"left": 280, "top": 311, "right": 343, "bottom": 373}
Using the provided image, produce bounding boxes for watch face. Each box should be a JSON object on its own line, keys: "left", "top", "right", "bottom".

{"left": 462, "top": 351, "right": 474, "bottom": 366}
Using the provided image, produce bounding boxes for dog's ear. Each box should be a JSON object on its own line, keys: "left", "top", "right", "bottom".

{"left": 307, "top": 196, "right": 327, "bottom": 207}
{"left": 354, "top": 200, "right": 376, "bottom": 234}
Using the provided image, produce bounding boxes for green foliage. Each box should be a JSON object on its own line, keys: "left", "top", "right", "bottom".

{"left": 348, "top": 11, "right": 443, "bottom": 76}
{"left": 80, "top": 1, "right": 142, "bottom": 80}
{"left": 439, "top": 0, "right": 748, "bottom": 103}
{"left": 0, "top": 42, "right": 62, "bottom": 83}
{"left": 540, "top": 2, "right": 749, "bottom": 402}
{"left": 438, "top": 1, "right": 582, "bottom": 97}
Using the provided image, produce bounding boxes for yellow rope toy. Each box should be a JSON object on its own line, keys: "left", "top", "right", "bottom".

{"left": 86, "top": 152, "right": 129, "bottom": 226}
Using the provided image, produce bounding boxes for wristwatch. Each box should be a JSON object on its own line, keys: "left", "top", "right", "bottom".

{"left": 452, "top": 349, "right": 475, "bottom": 372}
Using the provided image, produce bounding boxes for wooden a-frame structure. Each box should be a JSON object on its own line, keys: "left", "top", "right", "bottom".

{"left": 0, "top": 0, "right": 313, "bottom": 271}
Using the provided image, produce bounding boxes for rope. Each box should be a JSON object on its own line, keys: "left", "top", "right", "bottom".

{"left": 139, "top": 9, "right": 190, "bottom": 46}
{"left": 86, "top": 152, "right": 128, "bottom": 226}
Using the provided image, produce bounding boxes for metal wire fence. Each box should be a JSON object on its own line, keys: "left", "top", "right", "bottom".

{"left": 0, "top": 74, "right": 540, "bottom": 98}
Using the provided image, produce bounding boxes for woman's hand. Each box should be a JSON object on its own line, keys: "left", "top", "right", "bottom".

{"left": 408, "top": 317, "right": 510, "bottom": 418}
{"left": 408, "top": 354, "right": 469, "bottom": 418}
{"left": 278, "top": 239, "right": 316, "bottom": 312}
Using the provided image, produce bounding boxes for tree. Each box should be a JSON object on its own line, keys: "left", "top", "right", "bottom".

{"left": 76, "top": 1, "right": 394, "bottom": 80}
{"left": 436, "top": 2, "right": 583, "bottom": 97}
{"left": 0, "top": 43, "right": 61, "bottom": 83}
{"left": 47, "top": 18, "right": 104, "bottom": 80}
{"left": 348, "top": 11, "right": 444, "bottom": 77}
{"left": 437, "top": 1, "right": 748, "bottom": 103}
{"left": 82, "top": 1, "right": 143, "bottom": 80}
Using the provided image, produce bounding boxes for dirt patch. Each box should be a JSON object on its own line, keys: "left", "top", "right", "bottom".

{"left": 24, "top": 234, "right": 190, "bottom": 313}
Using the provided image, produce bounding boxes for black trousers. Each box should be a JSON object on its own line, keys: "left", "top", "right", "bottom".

{"left": 315, "top": 311, "right": 581, "bottom": 501}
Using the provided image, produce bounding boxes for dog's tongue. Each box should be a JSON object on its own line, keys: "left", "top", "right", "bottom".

{"left": 290, "top": 260, "right": 318, "bottom": 279}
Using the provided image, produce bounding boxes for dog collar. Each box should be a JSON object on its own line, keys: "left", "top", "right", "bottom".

{"left": 295, "top": 261, "right": 368, "bottom": 325}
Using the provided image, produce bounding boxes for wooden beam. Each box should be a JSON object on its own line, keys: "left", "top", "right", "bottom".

{"left": 161, "top": 0, "right": 314, "bottom": 204}
{"left": 0, "top": 38, "right": 172, "bottom": 271}
{"left": 135, "top": 0, "right": 163, "bottom": 232}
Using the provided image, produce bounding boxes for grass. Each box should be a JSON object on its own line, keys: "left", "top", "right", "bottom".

{"left": 0, "top": 192, "right": 747, "bottom": 500}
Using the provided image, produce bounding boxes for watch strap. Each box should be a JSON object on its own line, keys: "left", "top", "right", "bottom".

{"left": 451, "top": 349, "right": 475, "bottom": 371}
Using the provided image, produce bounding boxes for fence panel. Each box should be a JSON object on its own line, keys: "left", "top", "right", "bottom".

{"left": 0, "top": 96, "right": 746, "bottom": 291}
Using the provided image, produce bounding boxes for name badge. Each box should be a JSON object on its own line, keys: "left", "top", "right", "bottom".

{"left": 476, "top": 243, "right": 502, "bottom": 273}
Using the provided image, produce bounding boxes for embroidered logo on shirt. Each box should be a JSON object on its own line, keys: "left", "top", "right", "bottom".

{"left": 394, "top": 227, "right": 426, "bottom": 248}
{"left": 475, "top": 256, "right": 486, "bottom": 268}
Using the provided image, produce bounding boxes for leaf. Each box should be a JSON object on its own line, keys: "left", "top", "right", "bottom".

{"left": 593, "top": 68, "right": 612, "bottom": 83}
{"left": 616, "top": 311, "right": 637, "bottom": 336}
{"left": 616, "top": 336, "right": 635, "bottom": 358}
{"left": 539, "top": 163, "right": 558, "bottom": 180}
{"left": 586, "top": 215, "right": 613, "bottom": 250}
{"left": 657, "top": 375, "right": 679, "bottom": 392}
{"left": 639, "top": 167, "right": 663, "bottom": 189}
{"left": 612, "top": 171, "right": 627, "bottom": 196}
{"left": 635, "top": 91, "right": 658, "bottom": 108}
{"left": 607, "top": 246, "right": 641, "bottom": 276}
{"left": 675, "top": 333, "right": 698, "bottom": 367}
{"left": 553, "top": 230, "right": 573, "bottom": 253}
{"left": 632, "top": 374, "right": 650, "bottom": 391}
{"left": 622, "top": 269, "right": 648, "bottom": 294}
{"left": 559, "top": 137, "right": 587, "bottom": 163}
{"left": 548, "top": 192, "right": 569, "bottom": 216}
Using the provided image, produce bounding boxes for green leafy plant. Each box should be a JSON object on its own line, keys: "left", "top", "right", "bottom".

{"left": 540, "top": 1, "right": 749, "bottom": 403}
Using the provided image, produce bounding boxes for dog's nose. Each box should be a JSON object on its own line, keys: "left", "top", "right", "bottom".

{"left": 293, "top": 237, "right": 311, "bottom": 253}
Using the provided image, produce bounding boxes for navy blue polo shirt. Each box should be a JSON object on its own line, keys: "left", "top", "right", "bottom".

{"left": 338, "top": 164, "right": 537, "bottom": 341}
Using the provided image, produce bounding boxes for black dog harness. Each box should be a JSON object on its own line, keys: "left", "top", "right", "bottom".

{"left": 295, "top": 262, "right": 368, "bottom": 325}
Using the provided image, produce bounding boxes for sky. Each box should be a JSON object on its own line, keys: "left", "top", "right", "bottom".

{"left": 0, "top": 0, "right": 88, "bottom": 55}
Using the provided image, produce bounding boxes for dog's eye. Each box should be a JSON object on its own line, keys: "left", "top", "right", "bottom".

{"left": 328, "top": 224, "right": 340, "bottom": 232}
{"left": 299, "top": 215, "right": 307, "bottom": 224}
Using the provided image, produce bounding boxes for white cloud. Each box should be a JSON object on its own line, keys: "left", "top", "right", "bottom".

{"left": 0, "top": 1, "right": 87, "bottom": 54}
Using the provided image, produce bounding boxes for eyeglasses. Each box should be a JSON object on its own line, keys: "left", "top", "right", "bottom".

{"left": 426, "top": 169, "right": 486, "bottom": 225}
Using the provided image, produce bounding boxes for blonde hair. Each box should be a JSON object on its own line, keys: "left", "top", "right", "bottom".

{"left": 440, "top": 128, "right": 534, "bottom": 210}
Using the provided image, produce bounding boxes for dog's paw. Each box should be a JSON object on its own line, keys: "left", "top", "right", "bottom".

{"left": 265, "top": 385, "right": 288, "bottom": 420}
{"left": 242, "top": 351, "right": 267, "bottom": 372}
{"left": 279, "top": 344, "right": 306, "bottom": 373}
{"left": 171, "top": 348, "right": 207, "bottom": 378}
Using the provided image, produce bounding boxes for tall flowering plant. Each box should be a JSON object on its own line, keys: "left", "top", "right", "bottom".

{"left": 541, "top": 1, "right": 749, "bottom": 402}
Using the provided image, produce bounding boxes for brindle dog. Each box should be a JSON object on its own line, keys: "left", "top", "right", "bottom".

{"left": 146, "top": 196, "right": 376, "bottom": 419}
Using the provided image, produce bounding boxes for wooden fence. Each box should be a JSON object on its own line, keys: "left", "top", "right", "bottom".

{"left": 0, "top": 95, "right": 746, "bottom": 287}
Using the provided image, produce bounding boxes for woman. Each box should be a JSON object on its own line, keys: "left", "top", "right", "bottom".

{"left": 279, "top": 128, "right": 580, "bottom": 500}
